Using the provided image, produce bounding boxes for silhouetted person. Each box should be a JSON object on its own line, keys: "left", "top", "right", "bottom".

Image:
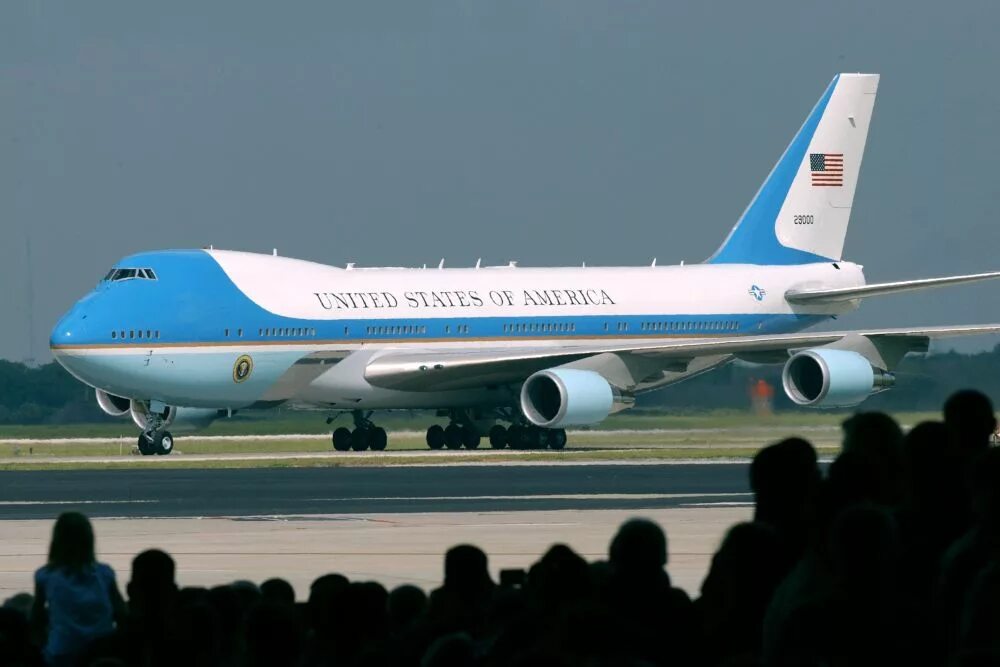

{"left": 427, "top": 545, "right": 496, "bottom": 638}
{"left": 29, "top": 512, "right": 125, "bottom": 667}
{"left": 0, "top": 607, "right": 42, "bottom": 666}
{"left": 260, "top": 578, "right": 295, "bottom": 606}
{"left": 697, "top": 521, "right": 785, "bottom": 665}
{"left": 244, "top": 600, "right": 303, "bottom": 667}
{"left": 768, "top": 504, "right": 911, "bottom": 666}
{"left": 750, "top": 437, "right": 820, "bottom": 562}
{"left": 304, "top": 574, "right": 349, "bottom": 667}
{"left": 603, "top": 518, "right": 699, "bottom": 666}
{"left": 840, "top": 411, "right": 905, "bottom": 506}
{"left": 388, "top": 584, "right": 427, "bottom": 635}
{"left": 939, "top": 446, "right": 1000, "bottom": 658}
{"left": 944, "top": 389, "right": 997, "bottom": 455}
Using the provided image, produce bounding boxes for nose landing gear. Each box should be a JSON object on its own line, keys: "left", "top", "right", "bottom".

{"left": 137, "top": 430, "right": 174, "bottom": 456}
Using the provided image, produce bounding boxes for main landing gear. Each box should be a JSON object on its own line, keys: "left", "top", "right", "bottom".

{"left": 331, "top": 411, "right": 388, "bottom": 452}
{"left": 485, "top": 424, "right": 567, "bottom": 451}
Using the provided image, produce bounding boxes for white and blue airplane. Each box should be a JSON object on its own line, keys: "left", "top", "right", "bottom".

{"left": 50, "top": 73, "right": 1000, "bottom": 455}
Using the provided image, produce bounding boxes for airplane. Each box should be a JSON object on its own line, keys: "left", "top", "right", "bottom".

{"left": 50, "top": 73, "right": 1000, "bottom": 455}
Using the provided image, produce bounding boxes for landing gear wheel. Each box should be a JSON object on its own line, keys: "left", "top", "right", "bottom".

{"left": 332, "top": 427, "right": 352, "bottom": 452}
{"left": 461, "top": 428, "right": 481, "bottom": 450}
{"left": 508, "top": 425, "right": 530, "bottom": 450}
{"left": 546, "top": 428, "right": 567, "bottom": 450}
{"left": 350, "top": 428, "right": 371, "bottom": 452}
{"left": 370, "top": 427, "right": 388, "bottom": 451}
{"left": 153, "top": 431, "right": 174, "bottom": 456}
{"left": 426, "top": 425, "right": 445, "bottom": 450}
{"left": 529, "top": 428, "right": 547, "bottom": 450}
{"left": 137, "top": 435, "right": 155, "bottom": 456}
{"left": 444, "top": 424, "right": 464, "bottom": 450}
{"left": 488, "top": 425, "right": 508, "bottom": 449}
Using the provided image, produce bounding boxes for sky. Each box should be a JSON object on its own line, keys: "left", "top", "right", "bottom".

{"left": 3, "top": 0, "right": 1000, "bottom": 362}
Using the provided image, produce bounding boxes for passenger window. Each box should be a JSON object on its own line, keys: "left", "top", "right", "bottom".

{"left": 129, "top": 330, "right": 135, "bottom": 339}
{"left": 111, "top": 331, "right": 117, "bottom": 339}
{"left": 224, "top": 328, "right": 229, "bottom": 337}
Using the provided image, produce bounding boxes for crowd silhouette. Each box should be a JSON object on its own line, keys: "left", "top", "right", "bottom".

{"left": 2, "top": 389, "right": 999, "bottom": 666}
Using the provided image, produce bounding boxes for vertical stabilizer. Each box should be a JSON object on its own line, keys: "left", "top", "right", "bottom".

{"left": 708, "top": 73, "right": 879, "bottom": 265}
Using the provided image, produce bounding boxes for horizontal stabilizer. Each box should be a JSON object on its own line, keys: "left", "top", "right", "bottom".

{"left": 785, "top": 270, "right": 1000, "bottom": 304}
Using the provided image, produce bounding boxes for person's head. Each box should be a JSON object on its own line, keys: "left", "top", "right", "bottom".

{"left": 388, "top": 585, "right": 427, "bottom": 631}
{"left": 944, "top": 389, "right": 997, "bottom": 453}
{"left": 609, "top": 518, "right": 667, "bottom": 577}
{"left": 443, "top": 545, "right": 492, "bottom": 595}
{"left": 841, "top": 411, "right": 903, "bottom": 459}
{"left": 127, "top": 549, "right": 177, "bottom": 613}
{"left": 749, "top": 437, "right": 820, "bottom": 522}
{"left": 48, "top": 512, "right": 96, "bottom": 571}
{"left": 260, "top": 578, "right": 295, "bottom": 606}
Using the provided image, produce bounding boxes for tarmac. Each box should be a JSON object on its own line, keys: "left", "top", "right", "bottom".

{"left": 0, "top": 461, "right": 753, "bottom": 600}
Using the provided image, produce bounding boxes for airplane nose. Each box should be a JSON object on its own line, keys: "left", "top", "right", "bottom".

{"left": 50, "top": 307, "right": 90, "bottom": 350}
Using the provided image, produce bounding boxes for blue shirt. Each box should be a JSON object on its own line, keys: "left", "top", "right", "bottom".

{"left": 35, "top": 562, "right": 117, "bottom": 665}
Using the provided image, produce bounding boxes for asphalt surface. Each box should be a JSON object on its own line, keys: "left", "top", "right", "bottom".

{"left": 0, "top": 463, "right": 751, "bottom": 519}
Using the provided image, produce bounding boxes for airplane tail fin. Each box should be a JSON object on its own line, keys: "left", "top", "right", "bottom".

{"left": 708, "top": 73, "right": 879, "bottom": 265}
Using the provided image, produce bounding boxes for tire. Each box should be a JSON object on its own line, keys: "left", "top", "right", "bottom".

{"left": 462, "top": 428, "right": 481, "bottom": 450}
{"left": 154, "top": 431, "right": 174, "bottom": 456}
{"left": 426, "top": 425, "right": 445, "bottom": 450}
{"left": 508, "top": 426, "right": 530, "bottom": 450}
{"left": 137, "top": 435, "right": 155, "bottom": 456}
{"left": 370, "top": 427, "right": 388, "bottom": 451}
{"left": 350, "top": 428, "right": 371, "bottom": 452}
{"left": 529, "top": 428, "right": 547, "bottom": 450}
{"left": 332, "top": 427, "right": 352, "bottom": 452}
{"left": 547, "top": 428, "right": 567, "bottom": 451}
{"left": 444, "top": 424, "right": 464, "bottom": 450}
{"left": 488, "top": 425, "right": 508, "bottom": 449}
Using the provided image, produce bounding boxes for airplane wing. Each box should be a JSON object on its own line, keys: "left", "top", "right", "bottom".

{"left": 785, "top": 270, "right": 1000, "bottom": 304}
{"left": 363, "top": 324, "right": 1000, "bottom": 392}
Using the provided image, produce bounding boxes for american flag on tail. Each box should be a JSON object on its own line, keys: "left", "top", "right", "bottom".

{"left": 810, "top": 153, "right": 843, "bottom": 186}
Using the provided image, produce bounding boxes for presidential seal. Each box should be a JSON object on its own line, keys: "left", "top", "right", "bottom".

{"left": 233, "top": 354, "right": 253, "bottom": 383}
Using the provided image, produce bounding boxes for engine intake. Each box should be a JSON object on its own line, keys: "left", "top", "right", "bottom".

{"left": 95, "top": 389, "right": 131, "bottom": 417}
{"left": 520, "top": 369, "right": 631, "bottom": 428}
{"left": 782, "top": 349, "right": 895, "bottom": 408}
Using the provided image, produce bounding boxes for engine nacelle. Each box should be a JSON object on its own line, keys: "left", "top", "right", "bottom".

{"left": 129, "top": 400, "right": 223, "bottom": 433}
{"left": 782, "top": 349, "right": 895, "bottom": 408}
{"left": 95, "top": 389, "right": 131, "bottom": 417}
{"left": 521, "top": 369, "right": 630, "bottom": 428}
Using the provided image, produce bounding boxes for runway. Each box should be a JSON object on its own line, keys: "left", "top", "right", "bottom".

{"left": 0, "top": 463, "right": 754, "bottom": 600}
{"left": 0, "top": 462, "right": 750, "bottom": 519}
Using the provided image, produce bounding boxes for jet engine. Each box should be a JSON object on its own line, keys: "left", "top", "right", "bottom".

{"left": 520, "top": 369, "right": 631, "bottom": 428}
{"left": 95, "top": 389, "right": 131, "bottom": 417}
{"left": 129, "top": 400, "right": 223, "bottom": 433}
{"left": 782, "top": 349, "right": 895, "bottom": 408}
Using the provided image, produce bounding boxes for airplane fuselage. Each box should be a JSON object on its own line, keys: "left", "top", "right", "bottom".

{"left": 50, "top": 249, "right": 864, "bottom": 411}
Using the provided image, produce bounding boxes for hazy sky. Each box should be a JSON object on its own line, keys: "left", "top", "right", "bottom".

{"left": 4, "top": 0, "right": 1000, "bottom": 362}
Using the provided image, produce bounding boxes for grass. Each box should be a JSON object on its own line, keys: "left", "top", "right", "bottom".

{"left": 0, "top": 444, "right": 843, "bottom": 471}
{"left": 0, "top": 409, "right": 939, "bottom": 439}
{"left": 0, "top": 408, "right": 926, "bottom": 470}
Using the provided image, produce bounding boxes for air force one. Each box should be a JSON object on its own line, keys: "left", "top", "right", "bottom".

{"left": 50, "top": 73, "right": 1000, "bottom": 455}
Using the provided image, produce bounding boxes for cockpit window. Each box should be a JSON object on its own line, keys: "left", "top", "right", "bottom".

{"left": 103, "top": 267, "right": 158, "bottom": 282}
